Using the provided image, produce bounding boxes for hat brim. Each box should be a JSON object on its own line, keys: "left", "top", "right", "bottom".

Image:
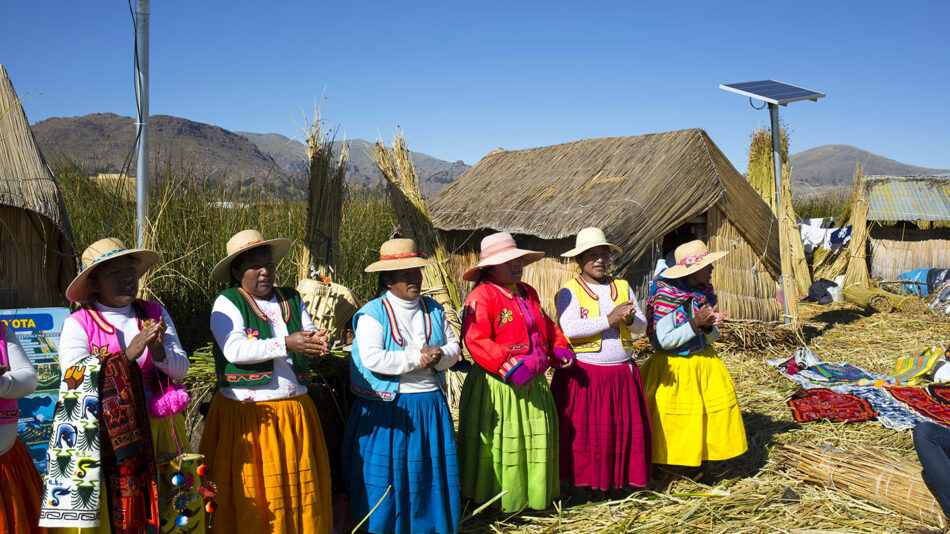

{"left": 65, "top": 249, "right": 161, "bottom": 303}
{"left": 364, "top": 257, "right": 437, "bottom": 273}
{"left": 462, "top": 249, "right": 544, "bottom": 282}
{"left": 211, "top": 238, "right": 293, "bottom": 284}
{"left": 561, "top": 241, "right": 623, "bottom": 258}
{"left": 660, "top": 251, "right": 728, "bottom": 279}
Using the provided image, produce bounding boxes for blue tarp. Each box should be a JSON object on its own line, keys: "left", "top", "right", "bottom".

{"left": 899, "top": 268, "right": 933, "bottom": 295}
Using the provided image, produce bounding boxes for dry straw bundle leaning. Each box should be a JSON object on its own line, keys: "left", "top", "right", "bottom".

{"left": 371, "top": 131, "right": 466, "bottom": 408}
{"left": 297, "top": 110, "right": 349, "bottom": 282}
{"left": 842, "top": 192, "right": 870, "bottom": 289}
{"left": 775, "top": 443, "right": 946, "bottom": 528}
{"left": 747, "top": 126, "right": 810, "bottom": 299}
{"left": 813, "top": 166, "right": 864, "bottom": 282}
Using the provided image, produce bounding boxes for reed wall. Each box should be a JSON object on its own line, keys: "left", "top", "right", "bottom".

{"left": 869, "top": 225, "right": 950, "bottom": 280}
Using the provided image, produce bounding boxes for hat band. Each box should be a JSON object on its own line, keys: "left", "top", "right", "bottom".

{"left": 380, "top": 252, "right": 427, "bottom": 260}
{"left": 237, "top": 239, "right": 264, "bottom": 251}
{"left": 676, "top": 251, "right": 710, "bottom": 267}
{"left": 82, "top": 248, "right": 128, "bottom": 272}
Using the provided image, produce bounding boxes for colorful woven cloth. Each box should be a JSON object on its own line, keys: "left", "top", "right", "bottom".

{"left": 927, "top": 384, "right": 950, "bottom": 406}
{"left": 841, "top": 386, "right": 929, "bottom": 431}
{"left": 892, "top": 346, "right": 944, "bottom": 386}
{"left": 888, "top": 386, "right": 950, "bottom": 428}
{"left": 786, "top": 388, "right": 878, "bottom": 423}
{"left": 646, "top": 277, "right": 717, "bottom": 353}
{"left": 807, "top": 362, "right": 873, "bottom": 383}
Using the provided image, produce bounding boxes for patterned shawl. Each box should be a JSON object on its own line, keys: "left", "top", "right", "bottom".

{"left": 646, "top": 276, "right": 717, "bottom": 351}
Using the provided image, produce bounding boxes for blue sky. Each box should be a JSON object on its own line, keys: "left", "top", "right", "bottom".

{"left": 3, "top": 1, "right": 948, "bottom": 169}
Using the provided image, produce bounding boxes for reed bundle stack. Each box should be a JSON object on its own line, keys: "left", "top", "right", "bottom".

{"left": 371, "top": 131, "right": 466, "bottom": 407}
{"left": 0, "top": 64, "right": 76, "bottom": 307}
{"left": 775, "top": 443, "right": 946, "bottom": 528}
{"left": 297, "top": 112, "right": 348, "bottom": 281}
{"left": 747, "top": 126, "right": 810, "bottom": 300}
{"left": 843, "top": 285, "right": 929, "bottom": 315}
{"left": 842, "top": 194, "right": 870, "bottom": 289}
{"left": 813, "top": 167, "right": 863, "bottom": 281}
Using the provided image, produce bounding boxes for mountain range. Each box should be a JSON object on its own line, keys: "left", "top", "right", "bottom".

{"left": 29, "top": 114, "right": 947, "bottom": 196}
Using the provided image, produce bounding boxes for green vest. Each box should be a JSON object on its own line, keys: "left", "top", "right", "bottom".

{"left": 214, "top": 286, "right": 313, "bottom": 388}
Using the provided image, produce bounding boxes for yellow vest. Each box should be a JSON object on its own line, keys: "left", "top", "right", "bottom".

{"left": 560, "top": 276, "right": 635, "bottom": 353}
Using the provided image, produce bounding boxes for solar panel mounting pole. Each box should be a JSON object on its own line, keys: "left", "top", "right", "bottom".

{"left": 718, "top": 80, "right": 825, "bottom": 326}
{"left": 134, "top": 0, "right": 149, "bottom": 248}
{"left": 768, "top": 102, "right": 790, "bottom": 324}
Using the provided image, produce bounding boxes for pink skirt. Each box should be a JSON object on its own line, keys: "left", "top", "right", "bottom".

{"left": 551, "top": 360, "right": 652, "bottom": 489}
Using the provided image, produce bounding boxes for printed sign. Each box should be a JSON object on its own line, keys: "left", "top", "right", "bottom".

{"left": 1, "top": 307, "right": 69, "bottom": 473}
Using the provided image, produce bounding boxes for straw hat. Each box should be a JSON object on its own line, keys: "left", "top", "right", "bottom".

{"left": 462, "top": 232, "right": 544, "bottom": 282}
{"left": 660, "top": 240, "right": 728, "bottom": 279}
{"left": 561, "top": 227, "right": 623, "bottom": 258}
{"left": 211, "top": 229, "right": 292, "bottom": 284}
{"left": 65, "top": 238, "right": 161, "bottom": 303}
{"left": 364, "top": 238, "right": 436, "bottom": 272}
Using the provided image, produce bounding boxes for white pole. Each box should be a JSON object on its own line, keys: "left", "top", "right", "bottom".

{"left": 769, "top": 103, "right": 790, "bottom": 325}
{"left": 135, "top": 0, "right": 149, "bottom": 248}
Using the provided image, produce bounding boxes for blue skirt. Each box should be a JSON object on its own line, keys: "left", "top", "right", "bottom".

{"left": 341, "top": 390, "right": 461, "bottom": 534}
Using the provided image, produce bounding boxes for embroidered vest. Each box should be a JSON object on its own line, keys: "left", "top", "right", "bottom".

{"left": 214, "top": 287, "right": 312, "bottom": 388}
{"left": 350, "top": 295, "right": 447, "bottom": 401}
{"left": 0, "top": 324, "right": 18, "bottom": 424}
{"left": 561, "top": 276, "right": 634, "bottom": 353}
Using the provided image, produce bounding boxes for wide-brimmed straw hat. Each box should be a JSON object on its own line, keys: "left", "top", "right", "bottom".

{"left": 364, "top": 238, "right": 436, "bottom": 272}
{"left": 660, "top": 240, "right": 728, "bottom": 279}
{"left": 561, "top": 227, "right": 623, "bottom": 258}
{"left": 65, "top": 238, "right": 161, "bottom": 303}
{"left": 462, "top": 232, "right": 544, "bottom": 282}
{"left": 211, "top": 229, "right": 292, "bottom": 284}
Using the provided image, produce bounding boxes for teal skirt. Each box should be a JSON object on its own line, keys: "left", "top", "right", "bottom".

{"left": 457, "top": 366, "right": 559, "bottom": 512}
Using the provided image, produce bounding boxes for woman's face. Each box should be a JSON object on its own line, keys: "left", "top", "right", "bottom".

{"left": 92, "top": 256, "right": 140, "bottom": 307}
{"left": 385, "top": 268, "right": 424, "bottom": 300}
{"left": 579, "top": 245, "right": 611, "bottom": 282}
{"left": 686, "top": 264, "right": 714, "bottom": 286}
{"left": 232, "top": 247, "right": 276, "bottom": 299}
{"left": 489, "top": 257, "right": 525, "bottom": 285}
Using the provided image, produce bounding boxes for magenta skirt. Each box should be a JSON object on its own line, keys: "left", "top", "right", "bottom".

{"left": 551, "top": 359, "right": 652, "bottom": 489}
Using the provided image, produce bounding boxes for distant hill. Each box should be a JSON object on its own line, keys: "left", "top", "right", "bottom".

{"left": 238, "top": 132, "right": 469, "bottom": 196}
{"left": 790, "top": 145, "right": 949, "bottom": 190}
{"left": 32, "top": 113, "right": 296, "bottom": 192}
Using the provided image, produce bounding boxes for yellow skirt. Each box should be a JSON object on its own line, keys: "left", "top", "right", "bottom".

{"left": 50, "top": 412, "right": 199, "bottom": 534}
{"left": 199, "top": 393, "right": 333, "bottom": 534}
{"left": 640, "top": 346, "right": 747, "bottom": 466}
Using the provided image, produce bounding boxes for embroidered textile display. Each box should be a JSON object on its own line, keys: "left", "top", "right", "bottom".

{"left": 807, "top": 362, "right": 873, "bottom": 383}
{"left": 787, "top": 388, "right": 878, "bottom": 423}
{"left": 888, "top": 386, "right": 950, "bottom": 428}
{"left": 838, "top": 386, "right": 928, "bottom": 431}
{"left": 927, "top": 384, "right": 950, "bottom": 406}
{"left": 38, "top": 353, "right": 103, "bottom": 528}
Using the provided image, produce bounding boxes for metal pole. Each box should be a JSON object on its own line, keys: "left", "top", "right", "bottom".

{"left": 135, "top": 0, "right": 149, "bottom": 248}
{"left": 769, "top": 103, "right": 790, "bottom": 325}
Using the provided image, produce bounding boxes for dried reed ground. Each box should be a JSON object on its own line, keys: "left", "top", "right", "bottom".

{"left": 459, "top": 303, "right": 949, "bottom": 533}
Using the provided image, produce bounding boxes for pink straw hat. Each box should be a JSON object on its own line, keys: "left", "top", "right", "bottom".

{"left": 462, "top": 232, "right": 544, "bottom": 282}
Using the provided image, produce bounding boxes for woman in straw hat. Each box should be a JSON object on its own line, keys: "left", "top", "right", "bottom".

{"left": 40, "top": 238, "right": 191, "bottom": 534}
{"left": 0, "top": 321, "right": 45, "bottom": 534}
{"left": 200, "top": 230, "right": 333, "bottom": 534}
{"left": 341, "top": 238, "right": 461, "bottom": 534}
{"left": 640, "top": 240, "right": 747, "bottom": 469}
{"left": 457, "top": 232, "right": 575, "bottom": 512}
{"left": 551, "top": 227, "right": 651, "bottom": 500}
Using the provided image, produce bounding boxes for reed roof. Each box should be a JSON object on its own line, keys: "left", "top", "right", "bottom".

{"left": 0, "top": 65, "right": 75, "bottom": 250}
{"left": 429, "top": 129, "right": 780, "bottom": 277}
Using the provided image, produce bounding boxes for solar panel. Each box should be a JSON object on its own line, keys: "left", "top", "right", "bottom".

{"left": 719, "top": 80, "right": 825, "bottom": 105}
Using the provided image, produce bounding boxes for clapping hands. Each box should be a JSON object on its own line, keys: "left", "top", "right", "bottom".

{"left": 126, "top": 317, "right": 167, "bottom": 362}
{"left": 419, "top": 345, "right": 444, "bottom": 369}
{"left": 692, "top": 304, "right": 728, "bottom": 330}
{"left": 286, "top": 330, "right": 330, "bottom": 358}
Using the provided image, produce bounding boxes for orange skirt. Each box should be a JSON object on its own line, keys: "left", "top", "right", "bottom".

{"left": 199, "top": 393, "right": 333, "bottom": 534}
{"left": 0, "top": 438, "right": 47, "bottom": 534}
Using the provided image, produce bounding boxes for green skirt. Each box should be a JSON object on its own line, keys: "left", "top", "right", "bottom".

{"left": 458, "top": 366, "right": 559, "bottom": 512}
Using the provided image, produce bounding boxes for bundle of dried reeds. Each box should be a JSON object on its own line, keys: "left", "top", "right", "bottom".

{"left": 843, "top": 195, "right": 870, "bottom": 288}
{"left": 775, "top": 443, "right": 946, "bottom": 528}
{"left": 844, "top": 286, "right": 930, "bottom": 315}
{"left": 814, "top": 167, "right": 865, "bottom": 282}
{"left": 747, "top": 126, "right": 810, "bottom": 299}
{"left": 371, "top": 131, "right": 466, "bottom": 408}
{"left": 296, "top": 110, "right": 348, "bottom": 282}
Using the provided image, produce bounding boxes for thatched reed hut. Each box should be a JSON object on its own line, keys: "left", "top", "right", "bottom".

{"left": 428, "top": 129, "right": 783, "bottom": 322}
{"left": 0, "top": 65, "right": 76, "bottom": 308}
{"left": 864, "top": 175, "right": 950, "bottom": 280}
